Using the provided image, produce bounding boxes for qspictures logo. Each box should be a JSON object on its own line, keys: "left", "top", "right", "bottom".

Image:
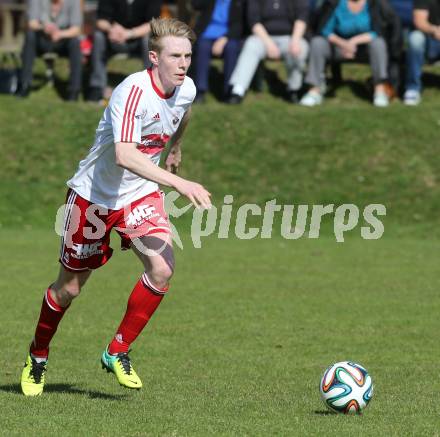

{"left": 164, "top": 193, "right": 386, "bottom": 248}
{"left": 54, "top": 192, "right": 386, "bottom": 254}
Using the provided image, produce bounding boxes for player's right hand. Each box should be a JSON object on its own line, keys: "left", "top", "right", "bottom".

{"left": 174, "top": 179, "right": 212, "bottom": 209}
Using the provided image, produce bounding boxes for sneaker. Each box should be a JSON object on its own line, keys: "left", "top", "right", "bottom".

{"left": 225, "top": 93, "right": 243, "bottom": 105}
{"left": 373, "top": 90, "right": 389, "bottom": 107}
{"left": 193, "top": 92, "right": 206, "bottom": 104}
{"left": 66, "top": 90, "right": 80, "bottom": 102}
{"left": 87, "top": 87, "right": 103, "bottom": 103}
{"left": 21, "top": 354, "right": 47, "bottom": 396}
{"left": 299, "top": 91, "right": 323, "bottom": 107}
{"left": 403, "top": 89, "right": 421, "bottom": 106}
{"left": 101, "top": 348, "right": 142, "bottom": 389}
{"left": 15, "top": 84, "right": 30, "bottom": 98}
{"left": 287, "top": 90, "right": 299, "bottom": 104}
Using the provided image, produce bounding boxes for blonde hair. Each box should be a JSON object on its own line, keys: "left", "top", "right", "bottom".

{"left": 149, "top": 18, "right": 196, "bottom": 53}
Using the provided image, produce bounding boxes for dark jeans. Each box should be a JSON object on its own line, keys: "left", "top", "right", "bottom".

{"left": 194, "top": 37, "right": 241, "bottom": 95}
{"left": 20, "top": 30, "right": 82, "bottom": 92}
{"left": 89, "top": 30, "right": 150, "bottom": 91}
{"left": 405, "top": 30, "right": 440, "bottom": 92}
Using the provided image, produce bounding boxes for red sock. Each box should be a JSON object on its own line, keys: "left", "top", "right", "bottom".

{"left": 30, "top": 287, "right": 69, "bottom": 359}
{"left": 108, "top": 275, "right": 167, "bottom": 355}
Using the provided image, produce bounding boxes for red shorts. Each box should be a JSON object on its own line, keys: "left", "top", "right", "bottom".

{"left": 59, "top": 189, "right": 171, "bottom": 272}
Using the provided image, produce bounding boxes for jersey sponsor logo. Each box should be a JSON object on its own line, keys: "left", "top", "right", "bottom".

{"left": 138, "top": 133, "right": 171, "bottom": 155}
{"left": 126, "top": 205, "right": 160, "bottom": 227}
{"left": 172, "top": 116, "right": 179, "bottom": 125}
{"left": 152, "top": 113, "right": 160, "bottom": 121}
{"left": 71, "top": 242, "right": 103, "bottom": 259}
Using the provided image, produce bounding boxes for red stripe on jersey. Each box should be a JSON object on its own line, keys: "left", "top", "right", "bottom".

{"left": 123, "top": 86, "right": 140, "bottom": 142}
{"left": 121, "top": 85, "right": 136, "bottom": 142}
{"left": 128, "top": 89, "right": 143, "bottom": 142}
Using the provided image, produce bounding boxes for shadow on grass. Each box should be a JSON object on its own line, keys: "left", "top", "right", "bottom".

{"left": 423, "top": 71, "right": 440, "bottom": 89}
{"left": 314, "top": 410, "right": 336, "bottom": 415}
{"left": 325, "top": 77, "right": 372, "bottom": 102}
{"left": 30, "top": 73, "right": 70, "bottom": 100}
{"left": 0, "top": 383, "right": 128, "bottom": 400}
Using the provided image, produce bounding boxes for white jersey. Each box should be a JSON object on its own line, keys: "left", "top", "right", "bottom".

{"left": 67, "top": 69, "right": 196, "bottom": 209}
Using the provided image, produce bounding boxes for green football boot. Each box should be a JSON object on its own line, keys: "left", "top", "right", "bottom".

{"left": 101, "top": 348, "right": 142, "bottom": 390}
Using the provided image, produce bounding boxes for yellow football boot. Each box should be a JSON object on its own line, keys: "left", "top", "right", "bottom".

{"left": 21, "top": 354, "right": 47, "bottom": 396}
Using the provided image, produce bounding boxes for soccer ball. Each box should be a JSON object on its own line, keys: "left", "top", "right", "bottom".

{"left": 319, "top": 361, "right": 373, "bottom": 414}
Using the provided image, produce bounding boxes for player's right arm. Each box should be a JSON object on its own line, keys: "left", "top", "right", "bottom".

{"left": 115, "top": 142, "right": 212, "bottom": 209}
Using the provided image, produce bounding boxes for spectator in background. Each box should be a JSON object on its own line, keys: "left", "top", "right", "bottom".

{"left": 300, "top": 0, "right": 401, "bottom": 107}
{"left": 191, "top": 0, "right": 247, "bottom": 103}
{"left": 226, "top": 0, "right": 310, "bottom": 104}
{"left": 17, "top": 0, "right": 83, "bottom": 100}
{"left": 87, "top": 0, "right": 163, "bottom": 102}
{"left": 386, "top": 0, "right": 413, "bottom": 93}
{"left": 403, "top": 0, "right": 440, "bottom": 105}
{"left": 388, "top": 0, "right": 414, "bottom": 29}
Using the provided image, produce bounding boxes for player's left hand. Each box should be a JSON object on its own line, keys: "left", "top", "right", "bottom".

{"left": 165, "top": 145, "right": 182, "bottom": 174}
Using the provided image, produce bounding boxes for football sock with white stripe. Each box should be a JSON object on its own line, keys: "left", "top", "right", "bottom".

{"left": 29, "top": 288, "right": 69, "bottom": 359}
{"left": 108, "top": 276, "right": 168, "bottom": 355}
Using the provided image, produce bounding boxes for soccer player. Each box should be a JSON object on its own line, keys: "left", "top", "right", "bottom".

{"left": 20, "top": 18, "right": 211, "bottom": 396}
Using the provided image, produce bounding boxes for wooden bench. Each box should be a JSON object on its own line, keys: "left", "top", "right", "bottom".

{"left": 0, "top": 1, "right": 26, "bottom": 52}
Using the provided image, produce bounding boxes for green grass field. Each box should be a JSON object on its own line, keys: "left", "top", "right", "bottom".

{"left": 1, "top": 231, "right": 440, "bottom": 435}
{"left": 1, "top": 58, "right": 440, "bottom": 435}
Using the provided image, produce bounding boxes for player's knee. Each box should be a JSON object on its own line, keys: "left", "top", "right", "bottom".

{"left": 51, "top": 282, "right": 81, "bottom": 307}
{"left": 62, "top": 282, "right": 82, "bottom": 300}
{"left": 149, "top": 263, "right": 173, "bottom": 289}
{"left": 54, "top": 268, "right": 90, "bottom": 303}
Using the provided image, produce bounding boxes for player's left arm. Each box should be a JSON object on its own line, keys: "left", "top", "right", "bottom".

{"left": 164, "top": 107, "right": 192, "bottom": 174}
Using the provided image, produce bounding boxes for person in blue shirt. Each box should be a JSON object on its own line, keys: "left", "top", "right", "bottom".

{"left": 191, "top": 0, "right": 247, "bottom": 102}
{"left": 300, "top": 0, "right": 401, "bottom": 107}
